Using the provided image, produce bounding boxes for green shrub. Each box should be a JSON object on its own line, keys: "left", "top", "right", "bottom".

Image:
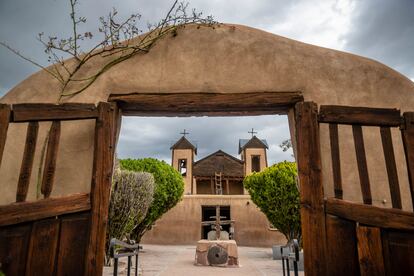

{"left": 120, "top": 158, "right": 184, "bottom": 242}
{"left": 105, "top": 169, "right": 154, "bottom": 263}
{"left": 243, "top": 161, "right": 301, "bottom": 244}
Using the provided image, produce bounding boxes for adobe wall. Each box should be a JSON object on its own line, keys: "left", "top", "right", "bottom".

{"left": 171, "top": 149, "right": 194, "bottom": 194}
{"left": 141, "top": 194, "right": 286, "bottom": 247}
{"left": 1, "top": 24, "right": 414, "bottom": 211}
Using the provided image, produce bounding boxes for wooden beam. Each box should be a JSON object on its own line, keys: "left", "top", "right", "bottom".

{"left": 16, "top": 121, "right": 39, "bottom": 202}
{"left": 356, "top": 226, "right": 385, "bottom": 276}
{"left": 0, "top": 104, "right": 11, "bottom": 169}
{"left": 12, "top": 103, "right": 98, "bottom": 122}
{"left": 319, "top": 105, "right": 401, "bottom": 126}
{"left": 295, "top": 102, "right": 327, "bottom": 275}
{"left": 380, "top": 126, "right": 402, "bottom": 209}
{"left": 109, "top": 92, "right": 303, "bottom": 116}
{"left": 329, "top": 123, "right": 343, "bottom": 199}
{"left": 325, "top": 198, "right": 414, "bottom": 231}
{"left": 401, "top": 112, "right": 414, "bottom": 209}
{"left": 352, "top": 125, "right": 372, "bottom": 204}
{"left": 0, "top": 193, "right": 91, "bottom": 226}
{"left": 85, "top": 102, "right": 116, "bottom": 275}
{"left": 41, "top": 121, "right": 61, "bottom": 198}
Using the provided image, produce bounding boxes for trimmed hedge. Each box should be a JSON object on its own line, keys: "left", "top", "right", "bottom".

{"left": 243, "top": 161, "right": 301, "bottom": 243}
{"left": 120, "top": 158, "right": 184, "bottom": 241}
{"left": 106, "top": 169, "right": 154, "bottom": 262}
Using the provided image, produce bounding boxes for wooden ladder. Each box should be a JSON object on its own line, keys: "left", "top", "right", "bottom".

{"left": 215, "top": 172, "right": 223, "bottom": 195}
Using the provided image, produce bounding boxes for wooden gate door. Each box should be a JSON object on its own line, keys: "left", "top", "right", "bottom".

{"left": 0, "top": 102, "right": 117, "bottom": 275}
{"left": 295, "top": 102, "right": 414, "bottom": 276}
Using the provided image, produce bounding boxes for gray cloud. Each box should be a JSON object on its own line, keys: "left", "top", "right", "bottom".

{"left": 344, "top": 0, "right": 414, "bottom": 79}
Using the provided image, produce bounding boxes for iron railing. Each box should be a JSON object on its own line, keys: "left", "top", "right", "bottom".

{"left": 281, "top": 239, "right": 300, "bottom": 276}
{"left": 110, "top": 238, "right": 142, "bottom": 276}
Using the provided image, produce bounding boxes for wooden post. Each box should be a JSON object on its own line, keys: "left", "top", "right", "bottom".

{"left": 295, "top": 102, "right": 327, "bottom": 275}
{"left": 0, "top": 104, "right": 11, "bottom": 169}
{"left": 402, "top": 112, "right": 414, "bottom": 208}
{"left": 85, "top": 102, "right": 117, "bottom": 275}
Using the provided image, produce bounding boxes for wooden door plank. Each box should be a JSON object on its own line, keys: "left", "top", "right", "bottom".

{"left": 56, "top": 213, "right": 89, "bottom": 276}
{"left": 16, "top": 121, "right": 39, "bottom": 202}
{"left": 352, "top": 125, "right": 372, "bottom": 204}
{"left": 0, "top": 193, "right": 90, "bottom": 227}
{"left": 381, "top": 229, "right": 414, "bottom": 274}
{"left": 85, "top": 102, "right": 116, "bottom": 275}
{"left": 356, "top": 226, "right": 385, "bottom": 276}
{"left": 319, "top": 105, "right": 400, "bottom": 126}
{"left": 325, "top": 215, "right": 359, "bottom": 275}
{"left": 401, "top": 112, "right": 414, "bottom": 208}
{"left": 25, "top": 218, "right": 60, "bottom": 276}
{"left": 325, "top": 198, "right": 414, "bottom": 231}
{"left": 329, "top": 123, "right": 343, "bottom": 199}
{"left": 0, "top": 104, "right": 11, "bottom": 169}
{"left": 380, "top": 126, "right": 402, "bottom": 209}
{"left": 295, "top": 102, "right": 327, "bottom": 276}
{"left": 0, "top": 223, "right": 32, "bottom": 276}
{"left": 41, "top": 121, "right": 61, "bottom": 198}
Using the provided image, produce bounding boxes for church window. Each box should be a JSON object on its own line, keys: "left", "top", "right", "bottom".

{"left": 251, "top": 155, "right": 260, "bottom": 172}
{"left": 179, "top": 159, "right": 187, "bottom": 176}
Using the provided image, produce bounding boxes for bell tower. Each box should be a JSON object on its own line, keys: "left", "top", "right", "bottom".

{"left": 171, "top": 130, "right": 197, "bottom": 194}
{"left": 239, "top": 129, "right": 268, "bottom": 176}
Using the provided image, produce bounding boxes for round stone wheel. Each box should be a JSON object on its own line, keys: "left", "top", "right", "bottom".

{"left": 207, "top": 245, "right": 228, "bottom": 265}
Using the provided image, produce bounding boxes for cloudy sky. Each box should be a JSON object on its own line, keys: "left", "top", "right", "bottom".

{"left": 1, "top": 0, "right": 413, "bottom": 164}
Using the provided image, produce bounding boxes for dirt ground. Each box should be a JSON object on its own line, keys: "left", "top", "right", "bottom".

{"left": 103, "top": 244, "right": 304, "bottom": 276}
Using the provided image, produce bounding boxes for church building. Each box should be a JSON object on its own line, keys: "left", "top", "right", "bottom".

{"left": 141, "top": 131, "right": 286, "bottom": 247}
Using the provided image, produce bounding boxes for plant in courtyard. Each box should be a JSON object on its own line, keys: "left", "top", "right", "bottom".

{"left": 120, "top": 158, "right": 185, "bottom": 242}
{"left": 243, "top": 161, "right": 301, "bottom": 244}
{"left": 105, "top": 169, "right": 155, "bottom": 264}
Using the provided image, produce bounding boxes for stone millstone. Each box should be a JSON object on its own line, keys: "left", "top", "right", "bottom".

{"left": 207, "top": 245, "right": 228, "bottom": 265}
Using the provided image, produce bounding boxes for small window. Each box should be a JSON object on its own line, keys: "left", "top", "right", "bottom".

{"left": 179, "top": 159, "right": 187, "bottom": 176}
{"left": 251, "top": 155, "right": 260, "bottom": 172}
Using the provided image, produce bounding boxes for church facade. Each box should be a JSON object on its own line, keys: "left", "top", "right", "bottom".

{"left": 141, "top": 134, "right": 286, "bottom": 246}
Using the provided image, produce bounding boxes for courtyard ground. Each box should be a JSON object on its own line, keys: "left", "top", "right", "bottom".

{"left": 103, "top": 244, "right": 304, "bottom": 276}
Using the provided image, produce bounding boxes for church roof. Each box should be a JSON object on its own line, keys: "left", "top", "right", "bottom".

{"left": 193, "top": 150, "right": 244, "bottom": 177}
{"left": 170, "top": 136, "right": 197, "bottom": 154}
{"left": 238, "top": 136, "right": 269, "bottom": 154}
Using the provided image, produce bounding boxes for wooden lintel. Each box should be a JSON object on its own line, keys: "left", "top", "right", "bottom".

{"left": 325, "top": 198, "right": 414, "bottom": 231}
{"left": 0, "top": 193, "right": 91, "bottom": 227}
{"left": 319, "top": 105, "right": 401, "bottom": 126}
{"left": 109, "top": 92, "right": 303, "bottom": 116}
{"left": 12, "top": 103, "right": 98, "bottom": 122}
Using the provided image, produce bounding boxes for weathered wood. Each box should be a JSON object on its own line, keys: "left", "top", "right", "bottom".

{"left": 352, "top": 125, "right": 372, "bottom": 204}
{"left": 41, "top": 121, "right": 61, "bottom": 198}
{"left": 12, "top": 103, "right": 98, "bottom": 122}
{"left": 319, "top": 105, "right": 401, "bottom": 126}
{"left": 401, "top": 112, "right": 414, "bottom": 209}
{"left": 380, "top": 126, "right": 402, "bottom": 209}
{"left": 381, "top": 229, "right": 414, "bottom": 274}
{"left": 0, "top": 193, "right": 91, "bottom": 226}
{"left": 295, "top": 102, "right": 327, "bottom": 275}
{"left": 356, "top": 226, "right": 385, "bottom": 276}
{"left": 329, "top": 123, "right": 343, "bottom": 199}
{"left": 325, "top": 198, "right": 414, "bottom": 230}
{"left": 325, "top": 215, "right": 359, "bottom": 275}
{"left": 16, "top": 121, "right": 39, "bottom": 202}
{"left": 0, "top": 223, "right": 32, "bottom": 276}
{"left": 0, "top": 104, "right": 11, "bottom": 169}
{"left": 56, "top": 213, "right": 89, "bottom": 276}
{"left": 109, "top": 92, "right": 304, "bottom": 116}
{"left": 85, "top": 102, "right": 116, "bottom": 275}
{"left": 25, "top": 218, "right": 60, "bottom": 276}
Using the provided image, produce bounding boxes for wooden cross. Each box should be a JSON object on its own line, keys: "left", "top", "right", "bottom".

{"left": 209, "top": 205, "right": 226, "bottom": 240}
{"left": 180, "top": 129, "right": 189, "bottom": 137}
{"left": 248, "top": 128, "right": 257, "bottom": 137}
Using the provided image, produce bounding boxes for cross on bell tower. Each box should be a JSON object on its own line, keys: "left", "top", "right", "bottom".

{"left": 248, "top": 128, "right": 257, "bottom": 137}
{"left": 180, "top": 129, "right": 189, "bottom": 137}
